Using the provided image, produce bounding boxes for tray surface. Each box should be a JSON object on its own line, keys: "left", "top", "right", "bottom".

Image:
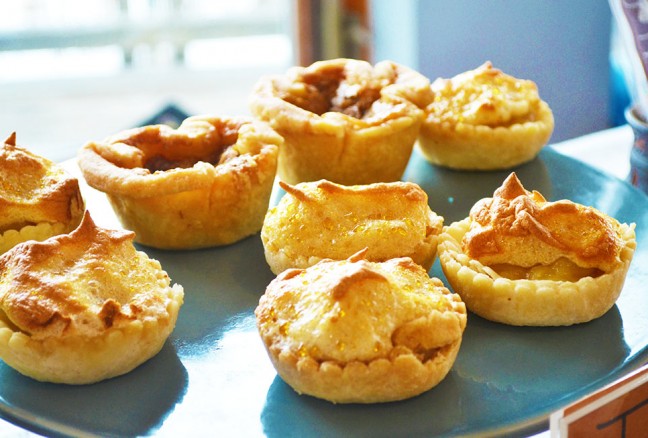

{"left": 0, "top": 147, "right": 647, "bottom": 437}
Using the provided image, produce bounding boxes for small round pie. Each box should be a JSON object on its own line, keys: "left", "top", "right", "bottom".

{"left": 418, "top": 62, "right": 554, "bottom": 170}
{"left": 0, "top": 212, "right": 184, "bottom": 384}
{"left": 249, "top": 58, "right": 432, "bottom": 185}
{"left": 255, "top": 250, "right": 467, "bottom": 404}
{"left": 1, "top": 133, "right": 85, "bottom": 254}
{"left": 77, "top": 115, "right": 281, "bottom": 249}
{"left": 438, "top": 173, "right": 636, "bottom": 326}
{"left": 261, "top": 179, "right": 443, "bottom": 274}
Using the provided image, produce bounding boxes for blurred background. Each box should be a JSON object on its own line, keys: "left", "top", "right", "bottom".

{"left": 0, "top": 0, "right": 621, "bottom": 161}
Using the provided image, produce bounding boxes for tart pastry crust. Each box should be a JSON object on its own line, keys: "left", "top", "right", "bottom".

{"left": 77, "top": 115, "right": 281, "bottom": 249}
{"left": 438, "top": 173, "right": 636, "bottom": 326}
{"left": 1, "top": 133, "right": 84, "bottom": 254}
{"left": 256, "top": 250, "right": 466, "bottom": 403}
{"left": 418, "top": 62, "right": 554, "bottom": 170}
{"left": 0, "top": 212, "right": 184, "bottom": 384}
{"left": 261, "top": 180, "right": 443, "bottom": 274}
{"left": 249, "top": 58, "right": 432, "bottom": 185}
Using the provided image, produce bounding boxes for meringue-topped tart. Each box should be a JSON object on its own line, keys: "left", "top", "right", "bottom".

{"left": 0, "top": 132, "right": 84, "bottom": 254}
{"left": 256, "top": 249, "right": 466, "bottom": 403}
{"left": 261, "top": 179, "right": 443, "bottom": 274}
{"left": 0, "top": 212, "right": 184, "bottom": 384}
{"left": 418, "top": 62, "right": 554, "bottom": 170}
{"left": 437, "top": 173, "right": 636, "bottom": 326}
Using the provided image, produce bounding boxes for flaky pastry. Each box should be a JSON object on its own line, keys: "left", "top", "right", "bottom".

{"left": 418, "top": 62, "right": 554, "bottom": 170}
{"left": 255, "top": 250, "right": 466, "bottom": 403}
{"left": 0, "top": 212, "right": 184, "bottom": 384}
{"left": 1, "top": 133, "right": 84, "bottom": 254}
{"left": 77, "top": 115, "right": 281, "bottom": 249}
{"left": 261, "top": 180, "right": 443, "bottom": 274}
{"left": 249, "top": 58, "right": 432, "bottom": 185}
{"left": 438, "top": 173, "right": 636, "bottom": 326}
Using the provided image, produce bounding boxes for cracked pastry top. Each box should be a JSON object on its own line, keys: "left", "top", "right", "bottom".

{"left": 418, "top": 62, "right": 554, "bottom": 170}
{"left": 249, "top": 58, "right": 432, "bottom": 185}
{"left": 437, "top": 172, "right": 636, "bottom": 326}
{"left": 255, "top": 250, "right": 466, "bottom": 403}
{"left": 77, "top": 115, "right": 281, "bottom": 249}
{"left": 1, "top": 133, "right": 84, "bottom": 254}
{"left": 0, "top": 212, "right": 184, "bottom": 384}
{"left": 261, "top": 179, "right": 443, "bottom": 274}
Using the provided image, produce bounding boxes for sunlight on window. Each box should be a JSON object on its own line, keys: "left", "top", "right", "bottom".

{"left": 0, "top": 47, "right": 125, "bottom": 81}
{"left": 0, "top": 0, "right": 294, "bottom": 162}
{"left": 0, "top": 0, "right": 293, "bottom": 82}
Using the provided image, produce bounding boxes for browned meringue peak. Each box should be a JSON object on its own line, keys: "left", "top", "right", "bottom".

{"left": 462, "top": 172, "right": 625, "bottom": 272}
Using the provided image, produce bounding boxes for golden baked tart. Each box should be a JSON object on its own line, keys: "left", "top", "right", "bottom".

{"left": 255, "top": 250, "right": 466, "bottom": 403}
{"left": 77, "top": 115, "right": 281, "bottom": 249}
{"left": 1, "top": 133, "right": 84, "bottom": 255}
{"left": 0, "top": 212, "right": 184, "bottom": 384}
{"left": 261, "top": 179, "right": 443, "bottom": 274}
{"left": 438, "top": 173, "right": 636, "bottom": 326}
{"left": 418, "top": 62, "right": 554, "bottom": 170}
{"left": 249, "top": 58, "right": 432, "bottom": 185}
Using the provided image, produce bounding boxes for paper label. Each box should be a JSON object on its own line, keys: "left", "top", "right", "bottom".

{"left": 550, "top": 363, "right": 648, "bottom": 437}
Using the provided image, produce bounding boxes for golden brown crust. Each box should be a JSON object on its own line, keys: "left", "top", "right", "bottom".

{"left": 77, "top": 116, "right": 281, "bottom": 249}
{"left": 0, "top": 133, "right": 84, "bottom": 252}
{"left": 418, "top": 62, "right": 554, "bottom": 170}
{"left": 463, "top": 173, "right": 626, "bottom": 272}
{"left": 261, "top": 180, "right": 443, "bottom": 274}
{"left": 0, "top": 212, "right": 184, "bottom": 383}
{"left": 255, "top": 252, "right": 466, "bottom": 403}
{"left": 249, "top": 58, "right": 431, "bottom": 185}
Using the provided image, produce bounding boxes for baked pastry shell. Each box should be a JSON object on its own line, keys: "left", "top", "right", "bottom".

{"left": 437, "top": 218, "right": 637, "bottom": 326}
{"left": 249, "top": 59, "right": 429, "bottom": 185}
{"left": 0, "top": 285, "right": 183, "bottom": 384}
{"left": 1, "top": 221, "right": 78, "bottom": 256}
{"left": 260, "top": 336, "right": 462, "bottom": 404}
{"left": 417, "top": 100, "right": 554, "bottom": 170}
{"left": 77, "top": 116, "right": 281, "bottom": 249}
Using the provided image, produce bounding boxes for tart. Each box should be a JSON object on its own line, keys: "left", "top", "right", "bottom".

{"left": 1, "top": 133, "right": 84, "bottom": 254}
{"left": 261, "top": 179, "right": 443, "bottom": 274}
{"left": 255, "top": 250, "right": 466, "bottom": 403}
{"left": 438, "top": 173, "right": 636, "bottom": 326}
{"left": 418, "top": 62, "right": 554, "bottom": 170}
{"left": 77, "top": 115, "right": 281, "bottom": 249}
{"left": 0, "top": 212, "right": 184, "bottom": 384}
{"left": 249, "top": 58, "right": 432, "bottom": 185}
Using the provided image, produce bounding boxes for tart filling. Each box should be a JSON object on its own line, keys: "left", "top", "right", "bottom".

{"left": 437, "top": 173, "right": 636, "bottom": 326}
{"left": 261, "top": 179, "right": 443, "bottom": 274}
{"left": 256, "top": 250, "right": 466, "bottom": 403}
{"left": 249, "top": 58, "right": 432, "bottom": 185}
{"left": 418, "top": 62, "right": 554, "bottom": 170}
{"left": 77, "top": 115, "right": 281, "bottom": 249}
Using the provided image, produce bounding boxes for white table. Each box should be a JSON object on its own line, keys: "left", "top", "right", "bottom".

{"left": 0, "top": 125, "right": 637, "bottom": 437}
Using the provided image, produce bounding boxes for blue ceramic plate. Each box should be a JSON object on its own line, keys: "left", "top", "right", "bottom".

{"left": 0, "top": 147, "right": 646, "bottom": 437}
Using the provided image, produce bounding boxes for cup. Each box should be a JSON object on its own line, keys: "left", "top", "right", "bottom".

{"left": 624, "top": 106, "right": 648, "bottom": 194}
